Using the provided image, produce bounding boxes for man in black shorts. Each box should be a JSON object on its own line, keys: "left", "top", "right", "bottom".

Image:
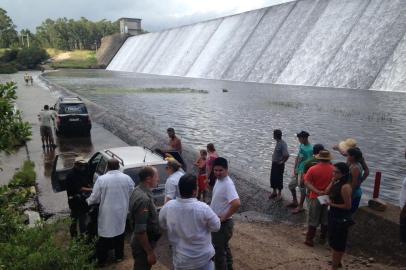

{"left": 269, "top": 129, "right": 289, "bottom": 200}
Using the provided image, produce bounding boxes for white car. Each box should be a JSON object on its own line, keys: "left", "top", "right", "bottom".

{"left": 52, "top": 146, "right": 169, "bottom": 206}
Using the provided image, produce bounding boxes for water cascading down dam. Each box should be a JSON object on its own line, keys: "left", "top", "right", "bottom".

{"left": 107, "top": 0, "right": 406, "bottom": 92}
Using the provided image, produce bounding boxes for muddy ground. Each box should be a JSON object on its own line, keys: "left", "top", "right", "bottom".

{"left": 101, "top": 219, "right": 397, "bottom": 270}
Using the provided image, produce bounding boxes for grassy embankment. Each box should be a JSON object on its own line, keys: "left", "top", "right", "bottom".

{"left": 0, "top": 161, "right": 94, "bottom": 269}
{"left": 48, "top": 48, "right": 98, "bottom": 69}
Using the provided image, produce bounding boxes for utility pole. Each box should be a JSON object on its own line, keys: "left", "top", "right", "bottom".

{"left": 95, "top": 40, "right": 98, "bottom": 54}
{"left": 27, "top": 33, "right": 30, "bottom": 48}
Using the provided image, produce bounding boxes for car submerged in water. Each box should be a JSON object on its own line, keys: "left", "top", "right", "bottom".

{"left": 53, "top": 96, "right": 92, "bottom": 136}
{"left": 51, "top": 146, "right": 169, "bottom": 207}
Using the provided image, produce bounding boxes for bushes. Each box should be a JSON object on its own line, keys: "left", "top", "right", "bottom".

{"left": 0, "top": 47, "right": 49, "bottom": 73}
{"left": 0, "top": 162, "right": 95, "bottom": 270}
{"left": 16, "top": 46, "right": 49, "bottom": 69}
{"left": 0, "top": 221, "right": 95, "bottom": 270}
{"left": 0, "top": 63, "right": 18, "bottom": 74}
{"left": 0, "top": 81, "right": 32, "bottom": 152}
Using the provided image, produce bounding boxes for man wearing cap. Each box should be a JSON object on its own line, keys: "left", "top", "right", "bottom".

{"left": 159, "top": 174, "right": 220, "bottom": 270}
{"left": 303, "top": 150, "right": 334, "bottom": 246}
{"left": 66, "top": 156, "right": 92, "bottom": 237}
{"left": 289, "top": 131, "right": 313, "bottom": 213}
{"left": 87, "top": 159, "right": 135, "bottom": 266}
{"left": 129, "top": 166, "right": 161, "bottom": 270}
{"left": 164, "top": 159, "right": 185, "bottom": 203}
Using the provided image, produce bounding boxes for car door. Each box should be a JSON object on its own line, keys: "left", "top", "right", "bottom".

{"left": 51, "top": 152, "right": 78, "bottom": 192}
{"left": 93, "top": 155, "right": 108, "bottom": 183}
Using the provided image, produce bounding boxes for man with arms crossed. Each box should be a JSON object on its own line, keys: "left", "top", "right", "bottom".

{"left": 159, "top": 173, "right": 221, "bottom": 270}
{"left": 210, "top": 157, "right": 241, "bottom": 270}
{"left": 129, "top": 166, "right": 161, "bottom": 270}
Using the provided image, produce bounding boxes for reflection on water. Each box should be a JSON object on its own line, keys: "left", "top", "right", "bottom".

{"left": 45, "top": 70, "right": 406, "bottom": 204}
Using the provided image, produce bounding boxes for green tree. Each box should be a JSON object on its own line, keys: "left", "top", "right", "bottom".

{"left": 35, "top": 17, "right": 119, "bottom": 50}
{"left": 0, "top": 8, "right": 18, "bottom": 48}
{"left": 16, "top": 46, "right": 48, "bottom": 68}
{"left": 0, "top": 81, "right": 31, "bottom": 152}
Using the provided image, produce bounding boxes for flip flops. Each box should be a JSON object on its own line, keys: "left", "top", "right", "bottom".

{"left": 286, "top": 202, "right": 299, "bottom": 208}
{"left": 291, "top": 207, "right": 305, "bottom": 214}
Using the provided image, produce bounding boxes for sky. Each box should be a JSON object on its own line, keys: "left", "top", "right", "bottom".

{"left": 2, "top": 0, "right": 295, "bottom": 33}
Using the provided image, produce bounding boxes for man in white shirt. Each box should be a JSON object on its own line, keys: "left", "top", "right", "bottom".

{"left": 160, "top": 173, "right": 220, "bottom": 270}
{"left": 210, "top": 157, "right": 240, "bottom": 270}
{"left": 164, "top": 159, "right": 184, "bottom": 203}
{"left": 87, "top": 158, "right": 135, "bottom": 266}
{"left": 38, "top": 105, "right": 55, "bottom": 148}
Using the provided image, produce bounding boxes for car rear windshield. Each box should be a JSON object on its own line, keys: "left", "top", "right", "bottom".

{"left": 124, "top": 164, "right": 168, "bottom": 186}
{"left": 59, "top": 103, "right": 88, "bottom": 114}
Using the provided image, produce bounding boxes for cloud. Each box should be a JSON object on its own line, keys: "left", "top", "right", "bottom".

{"left": 1, "top": 0, "right": 294, "bottom": 32}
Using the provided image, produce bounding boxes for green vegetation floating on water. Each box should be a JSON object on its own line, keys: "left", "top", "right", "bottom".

{"left": 267, "top": 100, "right": 303, "bottom": 109}
{"left": 90, "top": 87, "right": 209, "bottom": 94}
{"left": 0, "top": 161, "right": 95, "bottom": 269}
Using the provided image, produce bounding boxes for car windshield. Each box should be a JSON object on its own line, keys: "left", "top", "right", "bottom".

{"left": 59, "top": 103, "right": 88, "bottom": 114}
{"left": 123, "top": 164, "right": 168, "bottom": 186}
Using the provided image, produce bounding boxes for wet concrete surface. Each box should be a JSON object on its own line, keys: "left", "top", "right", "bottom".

{"left": 0, "top": 71, "right": 126, "bottom": 215}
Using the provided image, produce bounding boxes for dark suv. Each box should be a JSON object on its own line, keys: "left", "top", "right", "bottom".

{"left": 54, "top": 96, "right": 91, "bottom": 136}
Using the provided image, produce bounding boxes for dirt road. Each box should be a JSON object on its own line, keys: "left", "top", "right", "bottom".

{"left": 103, "top": 220, "right": 396, "bottom": 270}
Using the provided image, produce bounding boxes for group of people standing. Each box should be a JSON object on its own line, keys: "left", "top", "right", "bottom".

{"left": 23, "top": 73, "right": 34, "bottom": 85}
{"left": 269, "top": 129, "right": 369, "bottom": 270}
{"left": 66, "top": 127, "right": 240, "bottom": 270}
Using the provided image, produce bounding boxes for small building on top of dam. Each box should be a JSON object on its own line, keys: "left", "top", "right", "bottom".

{"left": 119, "top": 18, "right": 142, "bottom": 36}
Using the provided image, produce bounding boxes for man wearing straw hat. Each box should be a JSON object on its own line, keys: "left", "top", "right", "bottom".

{"left": 303, "top": 150, "right": 334, "bottom": 246}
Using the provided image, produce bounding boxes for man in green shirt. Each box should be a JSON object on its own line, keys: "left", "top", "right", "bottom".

{"left": 288, "top": 131, "right": 313, "bottom": 214}
{"left": 129, "top": 166, "right": 161, "bottom": 270}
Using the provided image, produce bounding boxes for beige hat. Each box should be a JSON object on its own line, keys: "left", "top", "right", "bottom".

{"left": 74, "top": 156, "right": 87, "bottom": 164}
{"left": 338, "top": 138, "right": 357, "bottom": 153}
{"left": 315, "top": 150, "right": 333, "bottom": 161}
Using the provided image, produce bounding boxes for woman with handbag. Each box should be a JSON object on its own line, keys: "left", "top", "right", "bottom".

{"left": 326, "top": 162, "right": 353, "bottom": 270}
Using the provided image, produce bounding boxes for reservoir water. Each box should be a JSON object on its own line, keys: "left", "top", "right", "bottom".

{"left": 45, "top": 69, "right": 406, "bottom": 204}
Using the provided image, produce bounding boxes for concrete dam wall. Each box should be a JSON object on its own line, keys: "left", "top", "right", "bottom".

{"left": 107, "top": 0, "right": 406, "bottom": 91}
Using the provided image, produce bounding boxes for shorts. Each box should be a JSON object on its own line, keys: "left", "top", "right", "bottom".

{"left": 308, "top": 198, "right": 328, "bottom": 227}
{"left": 198, "top": 174, "right": 208, "bottom": 192}
{"left": 328, "top": 211, "right": 353, "bottom": 252}
{"left": 40, "top": 126, "right": 52, "bottom": 138}
{"left": 288, "top": 173, "right": 306, "bottom": 196}
{"left": 270, "top": 162, "right": 284, "bottom": 190}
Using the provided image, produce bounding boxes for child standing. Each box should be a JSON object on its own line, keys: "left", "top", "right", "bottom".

{"left": 195, "top": 149, "right": 208, "bottom": 202}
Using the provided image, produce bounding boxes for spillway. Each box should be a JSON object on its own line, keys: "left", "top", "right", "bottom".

{"left": 107, "top": 0, "right": 406, "bottom": 91}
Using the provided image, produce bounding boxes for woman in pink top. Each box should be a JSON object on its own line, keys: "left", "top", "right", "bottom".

{"left": 206, "top": 143, "right": 218, "bottom": 189}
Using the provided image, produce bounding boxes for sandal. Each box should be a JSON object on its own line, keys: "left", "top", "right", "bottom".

{"left": 291, "top": 207, "right": 305, "bottom": 214}
{"left": 269, "top": 193, "right": 277, "bottom": 199}
{"left": 286, "top": 202, "right": 299, "bottom": 208}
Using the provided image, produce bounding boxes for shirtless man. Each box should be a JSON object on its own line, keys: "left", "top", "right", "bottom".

{"left": 167, "top": 127, "right": 182, "bottom": 154}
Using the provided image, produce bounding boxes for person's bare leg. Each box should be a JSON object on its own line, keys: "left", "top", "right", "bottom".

{"left": 331, "top": 250, "right": 344, "bottom": 270}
